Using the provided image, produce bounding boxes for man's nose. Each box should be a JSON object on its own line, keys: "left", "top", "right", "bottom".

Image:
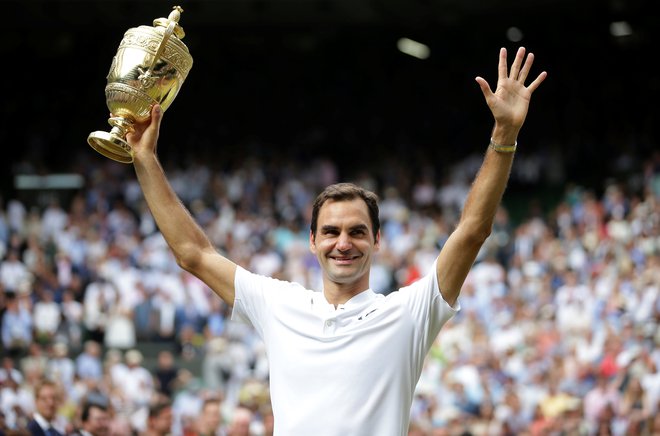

{"left": 336, "top": 233, "right": 352, "bottom": 251}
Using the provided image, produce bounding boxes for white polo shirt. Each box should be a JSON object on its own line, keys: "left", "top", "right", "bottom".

{"left": 232, "top": 261, "right": 458, "bottom": 436}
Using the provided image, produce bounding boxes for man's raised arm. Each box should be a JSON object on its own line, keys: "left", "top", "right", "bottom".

{"left": 127, "top": 104, "right": 238, "bottom": 305}
{"left": 436, "top": 47, "right": 547, "bottom": 306}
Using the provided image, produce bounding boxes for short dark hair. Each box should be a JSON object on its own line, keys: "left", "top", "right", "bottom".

{"left": 81, "top": 401, "right": 108, "bottom": 423}
{"left": 149, "top": 399, "right": 172, "bottom": 418}
{"left": 34, "top": 379, "right": 60, "bottom": 400}
{"left": 310, "top": 183, "right": 380, "bottom": 240}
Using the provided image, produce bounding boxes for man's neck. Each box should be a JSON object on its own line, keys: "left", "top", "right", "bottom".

{"left": 323, "top": 286, "right": 369, "bottom": 307}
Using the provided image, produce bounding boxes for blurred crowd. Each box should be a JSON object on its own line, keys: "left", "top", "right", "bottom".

{"left": 1, "top": 147, "right": 660, "bottom": 436}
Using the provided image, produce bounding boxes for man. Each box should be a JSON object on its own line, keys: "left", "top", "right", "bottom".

{"left": 117, "top": 350, "right": 154, "bottom": 415}
{"left": 71, "top": 402, "right": 110, "bottom": 436}
{"left": 141, "top": 400, "right": 173, "bottom": 436}
{"left": 74, "top": 341, "right": 104, "bottom": 382}
{"left": 0, "top": 291, "right": 32, "bottom": 359}
{"left": 224, "top": 407, "right": 252, "bottom": 436}
{"left": 127, "top": 47, "right": 546, "bottom": 435}
{"left": 26, "top": 380, "right": 65, "bottom": 436}
{"left": 192, "top": 398, "right": 223, "bottom": 436}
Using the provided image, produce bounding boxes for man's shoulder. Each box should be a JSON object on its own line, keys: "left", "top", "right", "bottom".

{"left": 238, "top": 266, "right": 314, "bottom": 294}
{"left": 26, "top": 418, "right": 45, "bottom": 434}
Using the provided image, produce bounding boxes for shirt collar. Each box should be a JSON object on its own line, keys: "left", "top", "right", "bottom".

{"left": 315, "top": 288, "right": 377, "bottom": 310}
{"left": 33, "top": 413, "right": 53, "bottom": 431}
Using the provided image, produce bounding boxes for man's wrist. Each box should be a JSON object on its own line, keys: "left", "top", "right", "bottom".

{"left": 489, "top": 137, "right": 517, "bottom": 153}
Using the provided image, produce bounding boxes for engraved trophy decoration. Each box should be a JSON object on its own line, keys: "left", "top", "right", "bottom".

{"left": 88, "top": 6, "right": 193, "bottom": 163}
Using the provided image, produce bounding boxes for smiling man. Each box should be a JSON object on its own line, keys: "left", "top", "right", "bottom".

{"left": 310, "top": 193, "right": 380, "bottom": 299}
{"left": 127, "top": 47, "right": 546, "bottom": 435}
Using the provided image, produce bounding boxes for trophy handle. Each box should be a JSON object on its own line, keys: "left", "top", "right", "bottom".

{"left": 139, "top": 7, "right": 181, "bottom": 89}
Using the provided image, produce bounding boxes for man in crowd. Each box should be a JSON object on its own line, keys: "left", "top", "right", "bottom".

{"left": 141, "top": 400, "right": 173, "bottom": 436}
{"left": 26, "top": 380, "right": 66, "bottom": 436}
{"left": 70, "top": 402, "right": 110, "bottom": 436}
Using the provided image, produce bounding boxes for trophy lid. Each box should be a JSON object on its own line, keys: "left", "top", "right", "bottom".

{"left": 153, "top": 6, "right": 186, "bottom": 39}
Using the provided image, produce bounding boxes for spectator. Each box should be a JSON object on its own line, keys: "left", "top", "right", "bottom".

{"left": 0, "top": 372, "right": 32, "bottom": 431}
{"left": 70, "top": 401, "right": 111, "bottom": 436}
{"left": 191, "top": 398, "right": 222, "bottom": 436}
{"left": 0, "top": 250, "right": 30, "bottom": 294}
{"left": 45, "top": 343, "right": 75, "bottom": 395}
{"left": 40, "top": 198, "right": 68, "bottom": 244}
{"left": 616, "top": 375, "right": 649, "bottom": 435}
{"left": 116, "top": 350, "right": 154, "bottom": 419}
{"left": 19, "top": 344, "right": 47, "bottom": 381}
{"left": 58, "top": 290, "right": 84, "bottom": 351}
{"left": 82, "top": 275, "right": 117, "bottom": 346}
{"left": 141, "top": 400, "right": 173, "bottom": 436}
{"left": 153, "top": 350, "right": 178, "bottom": 398}
{"left": 1, "top": 292, "right": 32, "bottom": 359}
{"left": 224, "top": 407, "right": 252, "bottom": 436}
{"left": 583, "top": 372, "right": 621, "bottom": 435}
{"left": 132, "top": 283, "right": 157, "bottom": 342}
{"left": 0, "top": 359, "right": 22, "bottom": 387}
{"left": 75, "top": 341, "right": 103, "bottom": 382}
{"left": 32, "top": 290, "right": 61, "bottom": 345}
{"left": 26, "top": 379, "right": 67, "bottom": 436}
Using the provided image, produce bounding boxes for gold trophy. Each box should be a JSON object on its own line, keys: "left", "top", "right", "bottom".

{"left": 88, "top": 6, "right": 193, "bottom": 163}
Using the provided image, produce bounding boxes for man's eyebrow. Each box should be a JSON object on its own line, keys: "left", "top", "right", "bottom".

{"left": 320, "top": 224, "right": 369, "bottom": 232}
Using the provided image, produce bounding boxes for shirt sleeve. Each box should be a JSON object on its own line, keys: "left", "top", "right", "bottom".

{"left": 231, "top": 266, "right": 267, "bottom": 336}
{"left": 231, "top": 266, "right": 303, "bottom": 338}
{"left": 398, "top": 258, "right": 460, "bottom": 358}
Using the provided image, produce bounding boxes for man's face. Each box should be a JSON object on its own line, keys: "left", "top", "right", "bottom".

{"left": 35, "top": 385, "right": 60, "bottom": 421}
{"left": 84, "top": 406, "right": 110, "bottom": 436}
{"left": 200, "top": 402, "right": 222, "bottom": 431}
{"left": 310, "top": 198, "right": 379, "bottom": 291}
{"left": 151, "top": 406, "right": 173, "bottom": 435}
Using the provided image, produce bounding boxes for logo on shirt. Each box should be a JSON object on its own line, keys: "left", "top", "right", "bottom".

{"left": 358, "top": 309, "right": 377, "bottom": 320}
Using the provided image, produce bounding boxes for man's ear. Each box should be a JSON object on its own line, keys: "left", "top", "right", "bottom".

{"left": 374, "top": 230, "right": 381, "bottom": 251}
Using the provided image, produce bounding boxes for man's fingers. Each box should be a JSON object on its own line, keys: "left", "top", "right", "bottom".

{"left": 527, "top": 71, "right": 548, "bottom": 93}
{"left": 518, "top": 52, "right": 534, "bottom": 83}
{"left": 497, "top": 48, "right": 508, "bottom": 80}
{"left": 149, "top": 104, "right": 164, "bottom": 132}
{"left": 509, "top": 47, "right": 525, "bottom": 80}
{"left": 475, "top": 76, "right": 493, "bottom": 98}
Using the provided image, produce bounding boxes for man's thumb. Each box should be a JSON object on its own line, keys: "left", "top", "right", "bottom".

{"left": 152, "top": 104, "right": 163, "bottom": 126}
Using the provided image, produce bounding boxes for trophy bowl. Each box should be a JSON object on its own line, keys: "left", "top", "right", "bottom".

{"left": 88, "top": 6, "right": 193, "bottom": 163}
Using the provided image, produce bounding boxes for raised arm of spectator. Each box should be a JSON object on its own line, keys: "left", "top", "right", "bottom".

{"left": 436, "top": 47, "right": 547, "bottom": 306}
{"left": 127, "top": 105, "right": 238, "bottom": 306}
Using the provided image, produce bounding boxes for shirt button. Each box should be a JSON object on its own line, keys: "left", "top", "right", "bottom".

{"left": 326, "top": 320, "right": 333, "bottom": 327}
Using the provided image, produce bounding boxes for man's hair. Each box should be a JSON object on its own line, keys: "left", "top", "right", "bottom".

{"left": 202, "top": 397, "right": 222, "bottom": 409}
{"left": 81, "top": 401, "right": 108, "bottom": 423}
{"left": 34, "top": 379, "right": 60, "bottom": 400}
{"left": 148, "top": 399, "right": 172, "bottom": 418}
{"left": 310, "top": 183, "right": 380, "bottom": 240}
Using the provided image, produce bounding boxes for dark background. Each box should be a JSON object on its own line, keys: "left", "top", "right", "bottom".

{"left": 2, "top": 0, "right": 658, "bottom": 206}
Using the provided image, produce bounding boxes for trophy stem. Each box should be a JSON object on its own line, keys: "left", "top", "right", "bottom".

{"left": 109, "top": 116, "right": 134, "bottom": 139}
{"left": 87, "top": 116, "right": 135, "bottom": 164}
